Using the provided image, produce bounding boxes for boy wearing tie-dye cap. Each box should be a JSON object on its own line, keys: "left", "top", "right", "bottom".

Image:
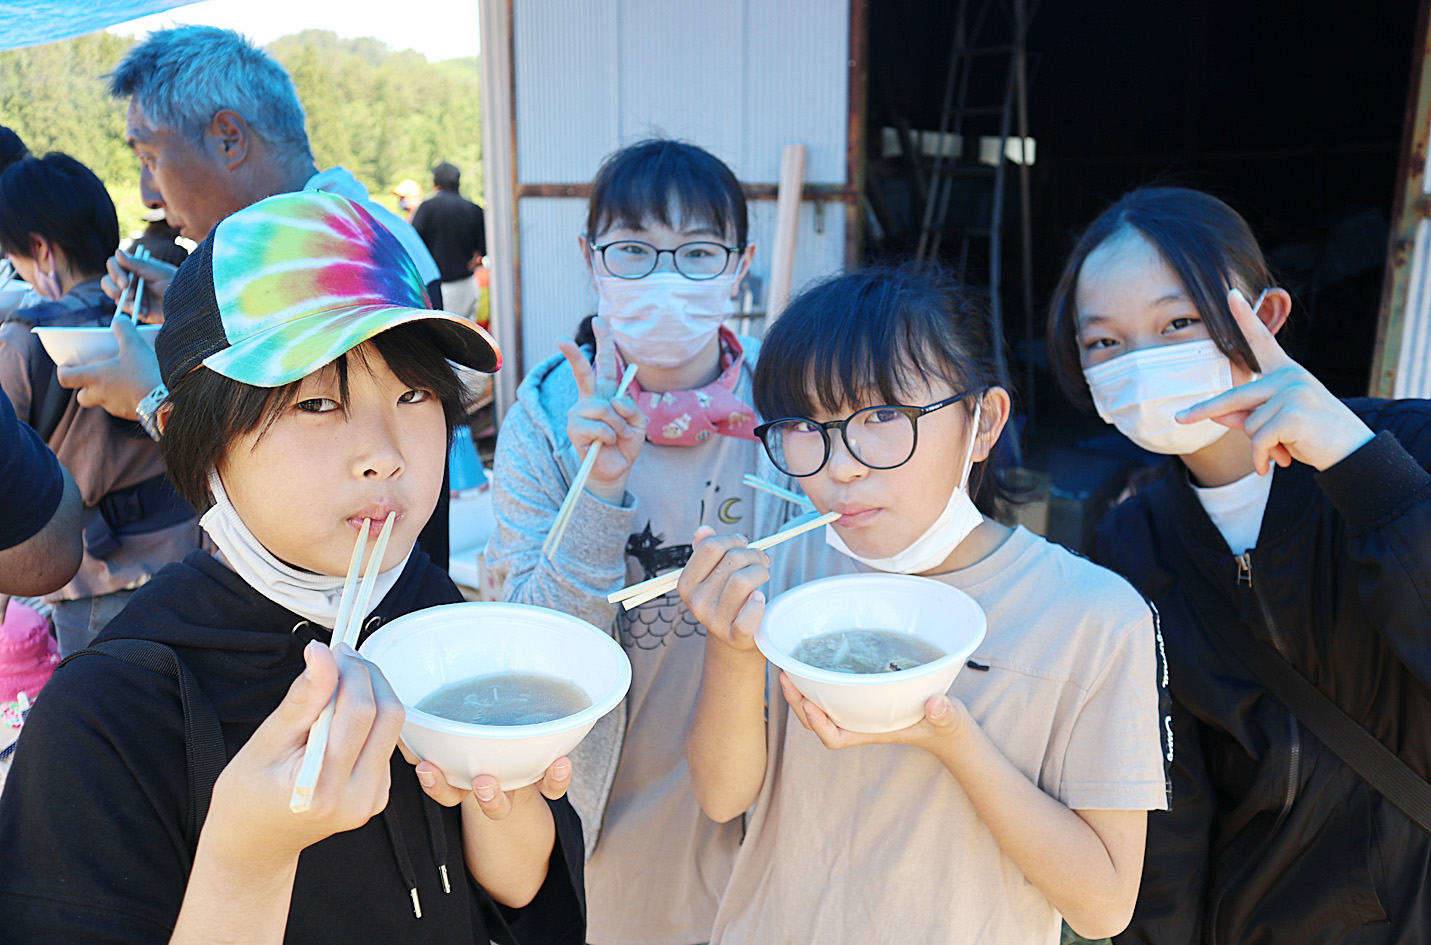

{"left": 0, "top": 191, "right": 586, "bottom": 944}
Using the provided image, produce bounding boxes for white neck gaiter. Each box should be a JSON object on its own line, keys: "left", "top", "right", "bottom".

{"left": 199, "top": 470, "right": 410, "bottom": 629}
{"left": 825, "top": 400, "right": 985, "bottom": 574}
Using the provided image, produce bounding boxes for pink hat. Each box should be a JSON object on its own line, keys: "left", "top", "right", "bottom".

{"left": 0, "top": 601, "right": 58, "bottom": 703}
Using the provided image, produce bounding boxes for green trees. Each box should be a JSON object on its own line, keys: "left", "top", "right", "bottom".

{"left": 0, "top": 29, "right": 482, "bottom": 238}
{"left": 268, "top": 30, "right": 483, "bottom": 203}
{"left": 0, "top": 32, "right": 140, "bottom": 229}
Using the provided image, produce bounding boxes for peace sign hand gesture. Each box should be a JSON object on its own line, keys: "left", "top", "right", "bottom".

{"left": 1176, "top": 288, "right": 1374, "bottom": 475}
{"left": 557, "top": 316, "right": 648, "bottom": 503}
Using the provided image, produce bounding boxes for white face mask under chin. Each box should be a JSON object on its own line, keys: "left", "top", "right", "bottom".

{"left": 825, "top": 401, "right": 984, "bottom": 574}
{"left": 594, "top": 270, "right": 739, "bottom": 368}
{"left": 1083, "top": 340, "right": 1235, "bottom": 455}
{"left": 199, "top": 470, "right": 409, "bottom": 630}
{"left": 34, "top": 265, "right": 62, "bottom": 302}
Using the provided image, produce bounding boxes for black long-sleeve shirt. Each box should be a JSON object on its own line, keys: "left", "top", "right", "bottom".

{"left": 412, "top": 190, "right": 486, "bottom": 283}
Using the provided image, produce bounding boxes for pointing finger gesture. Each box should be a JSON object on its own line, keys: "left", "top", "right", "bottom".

{"left": 1176, "top": 288, "right": 1373, "bottom": 475}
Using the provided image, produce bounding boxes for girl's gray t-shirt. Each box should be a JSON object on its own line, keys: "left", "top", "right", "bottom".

{"left": 583, "top": 431, "right": 760, "bottom": 945}
{"left": 710, "top": 526, "right": 1169, "bottom": 945}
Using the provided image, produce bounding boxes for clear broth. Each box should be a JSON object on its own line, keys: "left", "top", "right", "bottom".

{"left": 417, "top": 672, "right": 592, "bottom": 726}
{"left": 791, "top": 629, "right": 946, "bottom": 675}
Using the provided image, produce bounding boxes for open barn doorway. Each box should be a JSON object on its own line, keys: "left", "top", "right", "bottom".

{"left": 862, "top": 0, "right": 1421, "bottom": 547}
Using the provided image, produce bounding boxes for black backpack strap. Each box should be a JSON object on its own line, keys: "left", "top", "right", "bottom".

{"left": 60, "top": 639, "right": 227, "bottom": 845}
{"left": 24, "top": 325, "right": 70, "bottom": 442}
{"left": 1204, "top": 613, "right": 1431, "bottom": 833}
{"left": 1142, "top": 482, "right": 1431, "bottom": 833}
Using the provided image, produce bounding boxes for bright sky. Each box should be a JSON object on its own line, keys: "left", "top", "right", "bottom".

{"left": 109, "top": 0, "right": 481, "bottom": 62}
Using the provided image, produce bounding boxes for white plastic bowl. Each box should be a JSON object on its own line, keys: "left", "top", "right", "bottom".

{"left": 757, "top": 573, "right": 987, "bottom": 734}
{"left": 360, "top": 601, "right": 631, "bottom": 790}
{"left": 31, "top": 324, "right": 161, "bottom": 367}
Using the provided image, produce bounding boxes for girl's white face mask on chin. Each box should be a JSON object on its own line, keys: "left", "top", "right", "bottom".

{"left": 825, "top": 401, "right": 985, "bottom": 574}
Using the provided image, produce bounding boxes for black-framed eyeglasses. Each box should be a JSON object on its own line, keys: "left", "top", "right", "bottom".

{"left": 589, "top": 239, "right": 744, "bottom": 281}
{"left": 754, "top": 390, "right": 981, "bottom": 478}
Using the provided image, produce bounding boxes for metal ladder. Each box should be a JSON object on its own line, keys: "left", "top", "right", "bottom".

{"left": 915, "top": 0, "right": 1037, "bottom": 421}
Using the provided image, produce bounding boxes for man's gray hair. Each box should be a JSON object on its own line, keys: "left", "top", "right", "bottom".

{"left": 109, "top": 26, "right": 313, "bottom": 168}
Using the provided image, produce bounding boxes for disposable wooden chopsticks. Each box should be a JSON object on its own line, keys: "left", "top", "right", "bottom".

{"left": 116, "top": 245, "right": 151, "bottom": 321}
{"left": 607, "top": 510, "right": 840, "bottom": 611}
{"left": 541, "top": 363, "right": 640, "bottom": 560}
{"left": 290, "top": 512, "right": 396, "bottom": 814}
{"left": 743, "top": 474, "right": 815, "bottom": 510}
{"left": 131, "top": 246, "right": 149, "bottom": 320}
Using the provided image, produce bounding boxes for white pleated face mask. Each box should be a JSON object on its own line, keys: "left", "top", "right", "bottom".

{"left": 594, "top": 270, "right": 739, "bottom": 368}
{"left": 1083, "top": 340, "right": 1235, "bottom": 455}
{"left": 825, "top": 400, "right": 985, "bottom": 574}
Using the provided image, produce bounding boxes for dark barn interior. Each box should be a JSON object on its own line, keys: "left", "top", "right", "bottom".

{"left": 862, "top": 0, "right": 1421, "bottom": 546}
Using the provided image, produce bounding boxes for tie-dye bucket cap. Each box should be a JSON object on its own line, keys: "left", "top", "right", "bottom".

{"left": 156, "top": 190, "right": 500, "bottom": 389}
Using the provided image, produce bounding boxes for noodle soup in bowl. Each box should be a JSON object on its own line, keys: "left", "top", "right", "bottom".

{"left": 360, "top": 602, "right": 631, "bottom": 791}
{"left": 756, "top": 573, "right": 986, "bottom": 734}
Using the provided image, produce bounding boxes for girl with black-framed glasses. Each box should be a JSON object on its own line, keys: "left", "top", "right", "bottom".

{"left": 678, "top": 263, "right": 1169, "bottom": 945}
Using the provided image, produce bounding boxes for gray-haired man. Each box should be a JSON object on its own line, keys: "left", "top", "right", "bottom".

{"left": 64, "top": 26, "right": 456, "bottom": 566}
{"left": 101, "top": 25, "right": 441, "bottom": 320}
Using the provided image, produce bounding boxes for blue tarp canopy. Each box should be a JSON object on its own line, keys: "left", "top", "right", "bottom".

{"left": 0, "top": 1, "right": 200, "bottom": 52}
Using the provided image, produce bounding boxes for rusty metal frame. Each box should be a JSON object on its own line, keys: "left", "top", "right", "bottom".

{"left": 1372, "top": 0, "right": 1431, "bottom": 397}
{"left": 845, "top": 0, "right": 869, "bottom": 266}
{"left": 504, "top": 0, "right": 524, "bottom": 383}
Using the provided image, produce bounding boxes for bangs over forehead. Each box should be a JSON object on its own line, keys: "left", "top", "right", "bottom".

{"left": 586, "top": 139, "right": 747, "bottom": 246}
{"left": 160, "top": 322, "right": 468, "bottom": 513}
{"left": 754, "top": 266, "right": 984, "bottom": 421}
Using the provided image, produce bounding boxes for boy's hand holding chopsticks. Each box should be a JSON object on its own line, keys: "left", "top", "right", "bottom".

{"left": 197, "top": 631, "right": 405, "bottom": 872}
{"left": 291, "top": 513, "right": 397, "bottom": 813}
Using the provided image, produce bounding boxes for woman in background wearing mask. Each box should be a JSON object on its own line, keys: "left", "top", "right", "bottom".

{"left": 486, "top": 139, "right": 785, "bottom": 945}
{"left": 1047, "top": 186, "right": 1431, "bottom": 945}
{"left": 0, "top": 153, "right": 198, "bottom": 654}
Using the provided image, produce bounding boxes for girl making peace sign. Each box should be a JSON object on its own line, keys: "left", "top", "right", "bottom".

{"left": 486, "top": 140, "right": 795, "bottom": 945}
{"left": 1048, "top": 186, "right": 1431, "bottom": 945}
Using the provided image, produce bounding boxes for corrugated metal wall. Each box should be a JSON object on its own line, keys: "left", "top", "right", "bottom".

{"left": 509, "top": 0, "right": 853, "bottom": 375}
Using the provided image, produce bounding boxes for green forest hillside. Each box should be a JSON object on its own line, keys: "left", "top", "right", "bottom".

{"left": 0, "top": 28, "right": 482, "bottom": 239}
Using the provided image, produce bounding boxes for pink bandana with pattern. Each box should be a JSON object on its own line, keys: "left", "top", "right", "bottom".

{"left": 626, "top": 327, "right": 758, "bottom": 446}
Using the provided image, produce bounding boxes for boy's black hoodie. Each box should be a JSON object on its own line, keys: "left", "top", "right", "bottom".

{"left": 0, "top": 549, "right": 585, "bottom": 945}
